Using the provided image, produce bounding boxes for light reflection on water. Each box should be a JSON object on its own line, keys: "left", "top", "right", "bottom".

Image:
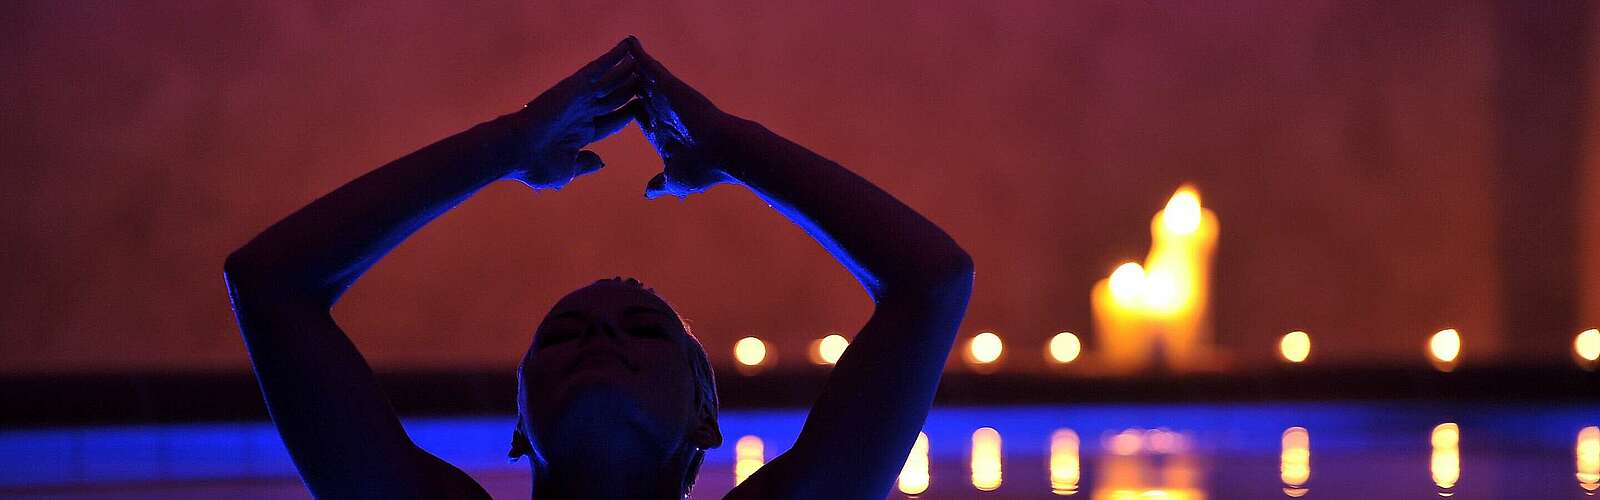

{"left": 1280, "top": 426, "right": 1309, "bottom": 497}
{"left": 971, "top": 427, "right": 1002, "bottom": 491}
{"left": 1580, "top": 426, "right": 1599, "bottom": 494}
{"left": 733, "top": 435, "right": 763, "bottom": 486}
{"left": 1, "top": 403, "right": 1595, "bottom": 498}
{"left": 1431, "top": 423, "right": 1460, "bottom": 496}
{"left": 898, "top": 432, "right": 930, "bottom": 495}
{"left": 1050, "top": 429, "right": 1080, "bottom": 495}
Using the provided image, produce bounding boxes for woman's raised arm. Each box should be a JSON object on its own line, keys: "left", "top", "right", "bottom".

{"left": 627, "top": 40, "right": 973, "bottom": 499}
{"left": 222, "top": 40, "right": 638, "bottom": 498}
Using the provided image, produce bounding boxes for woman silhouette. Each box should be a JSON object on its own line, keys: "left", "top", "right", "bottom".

{"left": 225, "top": 37, "right": 973, "bottom": 499}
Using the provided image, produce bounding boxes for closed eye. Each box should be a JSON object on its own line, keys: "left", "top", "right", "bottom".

{"left": 536, "top": 329, "right": 582, "bottom": 349}
{"left": 629, "top": 325, "right": 668, "bottom": 339}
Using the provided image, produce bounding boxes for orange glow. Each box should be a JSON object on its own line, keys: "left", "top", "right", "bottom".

{"left": 1051, "top": 429, "right": 1081, "bottom": 495}
{"left": 971, "top": 427, "right": 1002, "bottom": 491}
{"left": 1579, "top": 426, "right": 1599, "bottom": 493}
{"left": 734, "top": 435, "right": 764, "bottom": 486}
{"left": 1095, "top": 184, "right": 1218, "bottom": 375}
{"left": 898, "top": 432, "right": 931, "bottom": 495}
{"left": 969, "top": 332, "right": 1004, "bottom": 365}
{"left": 1576, "top": 329, "right": 1600, "bottom": 363}
{"left": 1280, "top": 427, "right": 1310, "bottom": 497}
{"left": 1280, "top": 331, "right": 1310, "bottom": 363}
{"left": 1049, "top": 332, "right": 1083, "bottom": 364}
{"left": 1431, "top": 423, "right": 1460, "bottom": 493}
{"left": 1429, "top": 329, "right": 1461, "bottom": 369}
{"left": 1092, "top": 489, "right": 1205, "bottom": 500}
{"left": 733, "top": 336, "right": 767, "bottom": 367}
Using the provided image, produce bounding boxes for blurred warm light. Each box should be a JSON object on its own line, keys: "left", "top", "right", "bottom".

{"left": 1429, "top": 329, "right": 1461, "bottom": 366}
{"left": 971, "top": 427, "right": 1002, "bottom": 491}
{"left": 969, "top": 332, "right": 1004, "bottom": 365}
{"left": 1107, "top": 429, "right": 1145, "bottom": 456}
{"left": 1280, "top": 331, "right": 1310, "bottom": 364}
{"left": 1145, "top": 428, "right": 1185, "bottom": 454}
{"left": 733, "top": 336, "right": 767, "bottom": 367}
{"left": 1576, "top": 329, "right": 1600, "bottom": 363}
{"left": 734, "top": 435, "right": 764, "bottom": 486}
{"left": 1049, "top": 332, "right": 1083, "bottom": 364}
{"left": 1162, "top": 187, "right": 1203, "bottom": 236}
{"left": 898, "top": 432, "right": 931, "bottom": 495}
{"left": 1431, "top": 423, "right": 1460, "bottom": 494}
{"left": 1579, "top": 426, "right": 1599, "bottom": 493}
{"left": 1051, "top": 429, "right": 1081, "bottom": 495}
{"left": 1109, "top": 262, "right": 1147, "bottom": 303}
{"left": 811, "top": 334, "right": 849, "bottom": 365}
{"left": 1094, "top": 489, "right": 1204, "bottom": 500}
{"left": 1281, "top": 427, "right": 1310, "bottom": 497}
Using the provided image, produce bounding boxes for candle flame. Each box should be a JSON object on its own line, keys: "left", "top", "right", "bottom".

{"left": 1050, "top": 332, "right": 1083, "bottom": 364}
{"left": 1280, "top": 331, "right": 1311, "bottom": 363}
{"left": 734, "top": 337, "right": 768, "bottom": 367}
{"left": 1429, "top": 329, "right": 1460, "bottom": 365}
{"left": 1162, "top": 187, "right": 1203, "bottom": 236}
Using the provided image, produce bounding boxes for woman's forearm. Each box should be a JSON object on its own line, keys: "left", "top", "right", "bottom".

{"left": 718, "top": 117, "right": 972, "bottom": 303}
{"left": 227, "top": 111, "right": 524, "bottom": 307}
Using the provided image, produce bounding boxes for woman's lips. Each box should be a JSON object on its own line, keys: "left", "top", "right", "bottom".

{"left": 567, "top": 347, "right": 637, "bottom": 374}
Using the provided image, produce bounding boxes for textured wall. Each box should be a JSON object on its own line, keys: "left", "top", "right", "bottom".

{"left": 3, "top": 1, "right": 1558, "bottom": 374}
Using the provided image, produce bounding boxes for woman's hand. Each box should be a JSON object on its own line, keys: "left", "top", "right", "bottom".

{"left": 627, "top": 38, "right": 744, "bottom": 199}
{"left": 503, "top": 38, "right": 642, "bottom": 190}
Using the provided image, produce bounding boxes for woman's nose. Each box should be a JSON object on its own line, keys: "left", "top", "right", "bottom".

{"left": 579, "top": 321, "right": 623, "bottom": 344}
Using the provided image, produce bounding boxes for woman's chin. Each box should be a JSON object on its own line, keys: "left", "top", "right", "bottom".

{"left": 541, "top": 383, "right": 666, "bottom": 453}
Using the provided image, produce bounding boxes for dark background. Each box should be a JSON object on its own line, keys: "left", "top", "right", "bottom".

{"left": 3, "top": 1, "right": 1595, "bottom": 382}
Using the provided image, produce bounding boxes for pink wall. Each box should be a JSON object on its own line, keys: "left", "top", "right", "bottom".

{"left": 2, "top": 1, "right": 1549, "bottom": 374}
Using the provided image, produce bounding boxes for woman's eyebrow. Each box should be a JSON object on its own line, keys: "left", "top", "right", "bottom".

{"left": 623, "top": 306, "right": 675, "bottom": 319}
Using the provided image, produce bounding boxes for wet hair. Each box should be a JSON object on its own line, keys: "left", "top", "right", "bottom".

{"left": 510, "top": 277, "right": 721, "bottom": 492}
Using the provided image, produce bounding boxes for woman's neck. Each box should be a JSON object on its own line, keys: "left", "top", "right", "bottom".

{"left": 530, "top": 448, "right": 686, "bottom": 499}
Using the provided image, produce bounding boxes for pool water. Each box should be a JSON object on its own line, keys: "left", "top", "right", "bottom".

{"left": 2, "top": 402, "right": 1595, "bottom": 499}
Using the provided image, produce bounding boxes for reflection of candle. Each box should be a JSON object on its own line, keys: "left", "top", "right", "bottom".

{"left": 898, "top": 432, "right": 930, "bottom": 495}
{"left": 1051, "top": 429, "right": 1081, "bottom": 495}
{"left": 1092, "top": 428, "right": 1207, "bottom": 500}
{"left": 1431, "top": 423, "right": 1460, "bottom": 494}
{"left": 1579, "top": 426, "right": 1599, "bottom": 494}
{"left": 734, "top": 435, "right": 764, "bottom": 486}
{"left": 1280, "top": 427, "right": 1310, "bottom": 497}
{"left": 972, "top": 428, "right": 1002, "bottom": 491}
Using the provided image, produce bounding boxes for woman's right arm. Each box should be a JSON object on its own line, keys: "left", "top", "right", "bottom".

{"left": 223, "top": 40, "right": 638, "bottom": 498}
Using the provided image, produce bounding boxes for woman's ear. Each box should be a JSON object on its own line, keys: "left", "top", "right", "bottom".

{"left": 689, "top": 409, "right": 722, "bottom": 449}
{"left": 507, "top": 425, "right": 534, "bottom": 462}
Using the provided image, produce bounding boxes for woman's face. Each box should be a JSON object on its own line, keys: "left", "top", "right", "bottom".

{"left": 518, "top": 282, "right": 702, "bottom": 464}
